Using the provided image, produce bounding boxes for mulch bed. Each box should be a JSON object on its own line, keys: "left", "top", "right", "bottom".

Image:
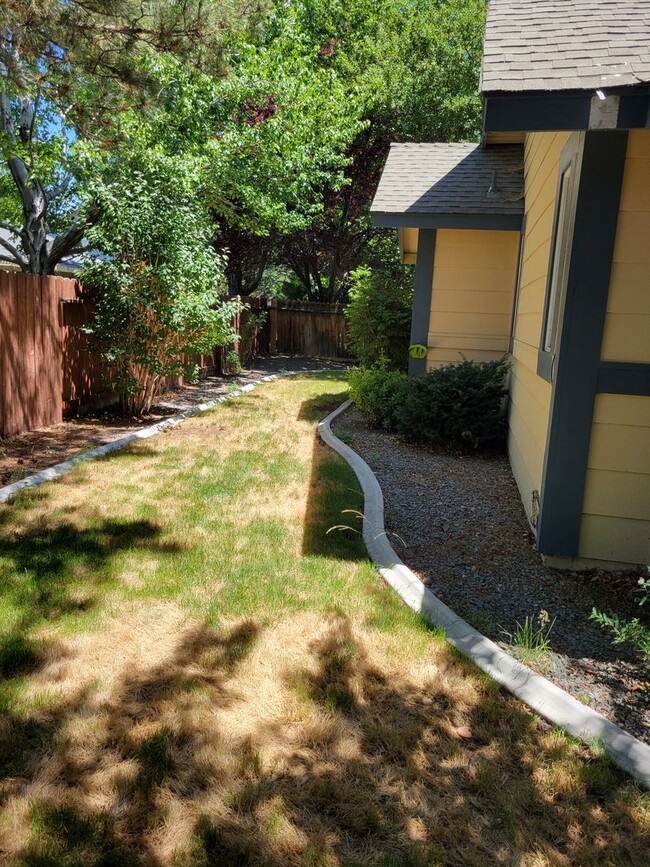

{"left": 0, "top": 357, "right": 345, "bottom": 487}
{"left": 333, "top": 407, "right": 650, "bottom": 745}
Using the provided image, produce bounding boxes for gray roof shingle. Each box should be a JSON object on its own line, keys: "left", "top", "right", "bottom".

{"left": 370, "top": 143, "right": 524, "bottom": 217}
{"left": 481, "top": 0, "right": 650, "bottom": 93}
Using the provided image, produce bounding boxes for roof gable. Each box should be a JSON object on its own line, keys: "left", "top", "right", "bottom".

{"left": 371, "top": 143, "right": 524, "bottom": 229}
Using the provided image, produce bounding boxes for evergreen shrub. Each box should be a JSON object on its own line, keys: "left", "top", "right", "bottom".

{"left": 398, "top": 358, "right": 510, "bottom": 450}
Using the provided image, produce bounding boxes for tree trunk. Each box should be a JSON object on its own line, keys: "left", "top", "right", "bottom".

{"left": 1, "top": 86, "right": 99, "bottom": 274}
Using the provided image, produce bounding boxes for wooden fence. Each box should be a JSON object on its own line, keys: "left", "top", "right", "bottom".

{"left": 218, "top": 296, "right": 351, "bottom": 372}
{"left": 0, "top": 273, "right": 106, "bottom": 437}
{"left": 0, "top": 276, "right": 351, "bottom": 438}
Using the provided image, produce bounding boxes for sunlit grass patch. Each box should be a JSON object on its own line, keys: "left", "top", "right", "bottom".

{"left": 0, "top": 375, "right": 647, "bottom": 866}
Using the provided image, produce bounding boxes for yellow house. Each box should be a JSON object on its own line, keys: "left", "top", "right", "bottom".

{"left": 371, "top": 0, "right": 650, "bottom": 571}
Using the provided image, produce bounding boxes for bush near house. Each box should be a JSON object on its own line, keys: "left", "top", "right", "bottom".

{"left": 344, "top": 235, "right": 414, "bottom": 371}
{"left": 348, "top": 364, "right": 408, "bottom": 430}
{"left": 399, "top": 358, "right": 510, "bottom": 450}
{"left": 350, "top": 358, "right": 510, "bottom": 451}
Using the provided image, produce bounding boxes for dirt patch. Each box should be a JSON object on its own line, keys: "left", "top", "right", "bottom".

{"left": 0, "top": 358, "right": 346, "bottom": 488}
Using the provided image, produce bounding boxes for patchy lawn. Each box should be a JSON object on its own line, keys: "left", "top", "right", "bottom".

{"left": 0, "top": 375, "right": 647, "bottom": 866}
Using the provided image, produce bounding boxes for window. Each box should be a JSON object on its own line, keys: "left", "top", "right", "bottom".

{"left": 537, "top": 134, "right": 582, "bottom": 382}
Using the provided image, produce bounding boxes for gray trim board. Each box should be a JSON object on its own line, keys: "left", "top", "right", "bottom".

{"left": 373, "top": 212, "right": 523, "bottom": 231}
{"left": 508, "top": 219, "right": 526, "bottom": 354}
{"left": 537, "top": 130, "right": 629, "bottom": 558}
{"left": 483, "top": 90, "right": 650, "bottom": 134}
{"left": 537, "top": 134, "right": 583, "bottom": 382}
{"left": 597, "top": 362, "right": 650, "bottom": 396}
{"left": 408, "top": 229, "right": 436, "bottom": 377}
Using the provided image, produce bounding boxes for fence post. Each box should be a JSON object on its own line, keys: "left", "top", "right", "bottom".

{"left": 269, "top": 298, "right": 278, "bottom": 355}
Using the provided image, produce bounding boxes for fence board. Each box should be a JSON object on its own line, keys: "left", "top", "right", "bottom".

{"left": 0, "top": 273, "right": 106, "bottom": 437}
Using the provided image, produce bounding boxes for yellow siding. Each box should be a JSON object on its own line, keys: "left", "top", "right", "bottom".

{"left": 425, "top": 229, "right": 519, "bottom": 369}
{"left": 579, "top": 132, "right": 650, "bottom": 565}
{"left": 399, "top": 227, "right": 418, "bottom": 265}
{"left": 601, "top": 131, "right": 650, "bottom": 362}
{"left": 508, "top": 131, "right": 570, "bottom": 524}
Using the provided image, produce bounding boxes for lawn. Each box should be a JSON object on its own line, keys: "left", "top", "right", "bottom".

{"left": 0, "top": 374, "right": 647, "bottom": 865}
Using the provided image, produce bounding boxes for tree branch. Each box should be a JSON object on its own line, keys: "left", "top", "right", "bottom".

{"left": 0, "top": 221, "right": 22, "bottom": 235}
{"left": 0, "top": 234, "right": 28, "bottom": 269}
{"left": 46, "top": 199, "right": 101, "bottom": 273}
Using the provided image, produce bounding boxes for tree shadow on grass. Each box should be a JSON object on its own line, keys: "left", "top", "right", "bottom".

{"left": 296, "top": 388, "right": 347, "bottom": 424}
{"left": 7, "top": 619, "right": 260, "bottom": 865}
{"left": 0, "top": 489, "right": 185, "bottom": 687}
{"left": 3, "top": 611, "right": 646, "bottom": 865}
{"left": 185, "top": 612, "right": 647, "bottom": 866}
{"left": 301, "top": 434, "right": 366, "bottom": 562}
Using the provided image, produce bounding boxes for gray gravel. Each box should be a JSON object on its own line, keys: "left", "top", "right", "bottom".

{"left": 333, "top": 407, "right": 650, "bottom": 744}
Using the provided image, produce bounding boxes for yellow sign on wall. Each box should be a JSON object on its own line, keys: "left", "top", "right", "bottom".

{"left": 409, "top": 344, "right": 427, "bottom": 359}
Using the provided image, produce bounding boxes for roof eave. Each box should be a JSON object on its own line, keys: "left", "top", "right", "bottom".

{"left": 482, "top": 84, "right": 650, "bottom": 134}
{"left": 371, "top": 212, "right": 523, "bottom": 231}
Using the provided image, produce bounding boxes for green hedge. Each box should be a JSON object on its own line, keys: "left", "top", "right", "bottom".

{"left": 348, "top": 364, "right": 408, "bottom": 431}
{"left": 349, "top": 358, "right": 510, "bottom": 451}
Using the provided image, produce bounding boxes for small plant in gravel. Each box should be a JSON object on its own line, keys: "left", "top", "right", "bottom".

{"left": 501, "top": 609, "right": 556, "bottom": 662}
{"left": 590, "top": 575, "right": 650, "bottom": 671}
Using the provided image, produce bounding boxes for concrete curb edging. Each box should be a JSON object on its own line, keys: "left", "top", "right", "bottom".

{"left": 319, "top": 399, "right": 650, "bottom": 789}
{"left": 0, "top": 370, "right": 330, "bottom": 505}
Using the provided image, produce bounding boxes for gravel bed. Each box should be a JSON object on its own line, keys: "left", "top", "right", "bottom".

{"left": 333, "top": 407, "right": 650, "bottom": 744}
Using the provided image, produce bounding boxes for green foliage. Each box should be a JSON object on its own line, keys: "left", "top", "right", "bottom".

{"left": 348, "top": 364, "right": 408, "bottom": 431}
{"left": 82, "top": 150, "right": 238, "bottom": 415}
{"left": 204, "top": 46, "right": 365, "bottom": 237}
{"left": 500, "top": 610, "right": 556, "bottom": 662}
{"left": 349, "top": 357, "right": 510, "bottom": 449}
{"left": 253, "top": 0, "right": 486, "bottom": 300}
{"left": 266, "top": 0, "right": 485, "bottom": 143}
{"left": 590, "top": 576, "right": 650, "bottom": 668}
{"left": 345, "top": 233, "right": 413, "bottom": 370}
{"left": 239, "top": 311, "right": 268, "bottom": 366}
{"left": 399, "top": 358, "right": 510, "bottom": 450}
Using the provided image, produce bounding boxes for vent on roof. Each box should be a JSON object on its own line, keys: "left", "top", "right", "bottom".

{"left": 486, "top": 169, "right": 500, "bottom": 198}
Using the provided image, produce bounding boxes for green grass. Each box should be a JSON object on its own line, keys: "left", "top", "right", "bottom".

{"left": 0, "top": 374, "right": 647, "bottom": 866}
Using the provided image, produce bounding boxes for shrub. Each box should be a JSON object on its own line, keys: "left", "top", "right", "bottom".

{"left": 83, "top": 151, "right": 238, "bottom": 416}
{"left": 590, "top": 575, "right": 650, "bottom": 668}
{"left": 344, "top": 233, "right": 413, "bottom": 371}
{"left": 348, "top": 364, "right": 408, "bottom": 431}
{"left": 398, "top": 358, "right": 510, "bottom": 450}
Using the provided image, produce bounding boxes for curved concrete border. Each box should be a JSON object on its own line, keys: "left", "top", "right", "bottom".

{"left": 0, "top": 370, "right": 330, "bottom": 505}
{"left": 319, "top": 399, "right": 650, "bottom": 788}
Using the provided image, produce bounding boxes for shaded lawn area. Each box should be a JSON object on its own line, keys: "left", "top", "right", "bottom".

{"left": 0, "top": 374, "right": 647, "bottom": 865}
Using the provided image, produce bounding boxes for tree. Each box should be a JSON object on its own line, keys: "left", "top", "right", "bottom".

{"left": 256, "top": 0, "right": 486, "bottom": 301}
{"left": 203, "top": 42, "right": 365, "bottom": 295}
{"left": 344, "top": 233, "right": 414, "bottom": 369}
{"left": 82, "top": 148, "right": 238, "bottom": 416}
{"left": 0, "top": 0, "right": 261, "bottom": 273}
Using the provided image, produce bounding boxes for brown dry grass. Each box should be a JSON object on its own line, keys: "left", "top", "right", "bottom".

{"left": 0, "top": 376, "right": 647, "bottom": 865}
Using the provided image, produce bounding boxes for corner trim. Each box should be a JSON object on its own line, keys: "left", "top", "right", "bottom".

{"left": 372, "top": 212, "right": 523, "bottom": 231}
{"left": 537, "top": 131, "right": 629, "bottom": 558}
{"left": 408, "top": 229, "right": 436, "bottom": 377}
{"left": 537, "top": 133, "right": 583, "bottom": 382}
{"left": 597, "top": 362, "right": 650, "bottom": 396}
